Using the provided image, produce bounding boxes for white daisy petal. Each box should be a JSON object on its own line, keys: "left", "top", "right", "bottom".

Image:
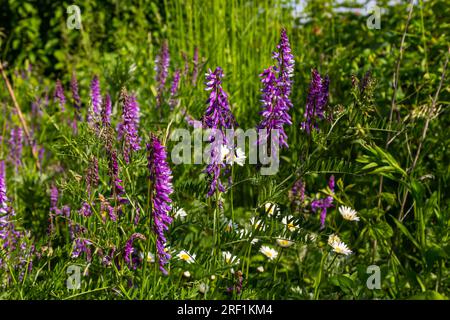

{"left": 177, "top": 250, "right": 196, "bottom": 264}
{"left": 259, "top": 245, "right": 278, "bottom": 261}
{"left": 276, "top": 238, "right": 294, "bottom": 248}
{"left": 338, "top": 206, "right": 360, "bottom": 221}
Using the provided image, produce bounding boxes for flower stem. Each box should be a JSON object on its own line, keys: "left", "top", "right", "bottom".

{"left": 313, "top": 250, "right": 328, "bottom": 300}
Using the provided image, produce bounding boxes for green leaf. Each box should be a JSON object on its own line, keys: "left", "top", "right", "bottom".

{"left": 392, "top": 218, "right": 421, "bottom": 250}
{"left": 408, "top": 290, "right": 447, "bottom": 300}
{"left": 329, "top": 275, "right": 354, "bottom": 295}
{"left": 372, "top": 221, "right": 394, "bottom": 239}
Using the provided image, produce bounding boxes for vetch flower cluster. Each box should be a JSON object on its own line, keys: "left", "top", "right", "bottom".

{"left": 257, "top": 28, "right": 294, "bottom": 149}
{"left": 124, "top": 233, "right": 146, "bottom": 269}
{"left": 9, "top": 126, "right": 23, "bottom": 171}
{"left": 71, "top": 72, "right": 81, "bottom": 113}
{"left": 311, "top": 175, "right": 335, "bottom": 229}
{"left": 301, "top": 69, "right": 330, "bottom": 134}
{"left": 203, "top": 67, "right": 236, "bottom": 197}
{"left": 89, "top": 75, "right": 102, "bottom": 122}
{"left": 54, "top": 79, "right": 66, "bottom": 111}
{"left": 147, "top": 135, "right": 174, "bottom": 274}
{"left": 117, "top": 89, "right": 141, "bottom": 163}
{"left": 155, "top": 40, "right": 170, "bottom": 108}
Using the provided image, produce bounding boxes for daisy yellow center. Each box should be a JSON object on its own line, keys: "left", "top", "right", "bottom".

{"left": 180, "top": 253, "right": 190, "bottom": 261}
{"left": 334, "top": 246, "right": 346, "bottom": 254}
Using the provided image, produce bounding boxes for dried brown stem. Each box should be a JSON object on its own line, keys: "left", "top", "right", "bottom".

{"left": 0, "top": 61, "right": 41, "bottom": 170}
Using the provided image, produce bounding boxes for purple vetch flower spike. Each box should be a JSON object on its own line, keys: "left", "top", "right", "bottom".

{"left": 62, "top": 205, "right": 71, "bottom": 218}
{"left": 50, "top": 185, "right": 58, "bottom": 209}
{"left": 155, "top": 40, "right": 170, "bottom": 108}
{"left": 301, "top": 69, "right": 330, "bottom": 134}
{"left": 0, "top": 160, "right": 29, "bottom": 265}
{"left": 99, "top": 197, "right": 116, "bottom": 223}
{"left": 54, "top": 79, "right": 66, "bottom": 111}
{"left": 169, "top": 69, "right": 181, "bottom": 110}
{"left": 108, "top": 150, "right": 127, "bottom": 204}
{"left": 71, "top": 72, "right": 81, "bottom": 112}
{"left": 257, "top": 66, "right": 292, "bottom": 149}
{"left": 38, "top": 147, "right": 45, "bottom": 166}
{"left": 311, "top": 176, "right": 335, "bottom": 229}
{"left": 90, "top": 75, "right": 102, "bottom": 118}
{"left": 273, "top": 28, "right": 295, "bottom": 96}
{"left": 204, "top": 67, "right": 236, "bottom": 131}
{"left": 8, "top": 127, "right": 23, "bottom": 171}
{"left": 86, "top": 157, "right": 99, "bottom": 195}
{"left": 72, "top": 238, "right": 92, "bottom": 262}
{"left": 0, "top": 161, "right": 8, "bottom": 215}
{"left": 68, "top": 220, "right": 86, "bottom": 241}
{"left": 289, "top": 178, "right": 305, "bottom": 207}
{"left": 117, "top": 90, "right": 141, "bottom": 163}
{"left": 257, "top": 28, "right": 294, "bottom": 149}
{"left": 328, "top": 175, "right": 335, "bottom": 192}
{"left": 108, "top": 205, "right": 117, "bottom": 222}
{"left": 102, "top": 93, "right": 112, "bottom": 126}
{"left": 78, "top": 201, "right": 92, "bottom": 217}
{"left": 31, "top": 99, "right": 43, "bottom": 118}
{"left": 203, "top": 67, "right": 236, "bottom": 197}
{"left": 124, "top": 233, "right": 146, "bottom": 269}
{"left": 49, "top": 185, "right": 61, "bottom": 216}
{"left": 147, "top": 135, "right": 173, "bottom": 274}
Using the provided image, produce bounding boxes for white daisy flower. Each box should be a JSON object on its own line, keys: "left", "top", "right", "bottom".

{"left": 328, "top": 234, "right": 341, "bottom": 246}
{"left": 250, "top": 217, "right": 266, "bottom": 231}
{"left": 198, "top": 282, "right": 209, "bottom": 294}
{"left": 224, "top": 219, "right": 238, "bottom": 232}
{"left": 183, "top": 270, "right": 191, "bottom": 278}
{"left": 177, "top": 250, "right": 196, "bottom": 264}
{"left": 236, "top": 228, "right": 248, "bottom": 239}
{"left": 146, "top": 252, "right": 155, "bottom": 263}
{"left": 220, "top": 144, "right": 231, "bottom": 162}
{"left": 260, "top": 245, "right": 278, "bottom": 261}
{"left": 338, "top": 206, "right": 360, "bottom": 221}
{"left": 331, "top": 241, "right": 353, "bottom": 256}
{"left": 230, "top": 147, "right": 246, "bottom": 166}
{"left": 174, "top": 207, "right": 187, "bottom": 220}
{"left": 256, "top": 265, "right": 264, "bottom": 273}
{"left": 328, "top": 234, "right": 352, "bottom": 256}
{"left": 265, "top": 202, "right": 279, "bottom": 217}
{"left": 222, "top": 145, "right": 246, "bottom": 166}
{"left": 281, "top": 215, "right": 299, "bottom": 232}
{"left": 222, "top": 251, "right": 240, "bottom": 265}
{"left": 237, "top": 228, "right": 259, "bottom": 245}
{"left": 276, "top": 238, "right": 295, "bottom": 248}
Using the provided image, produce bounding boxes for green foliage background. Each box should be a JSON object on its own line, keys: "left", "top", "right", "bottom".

{"left": 0, "top": 0, "right": 449, "bottom": 299}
